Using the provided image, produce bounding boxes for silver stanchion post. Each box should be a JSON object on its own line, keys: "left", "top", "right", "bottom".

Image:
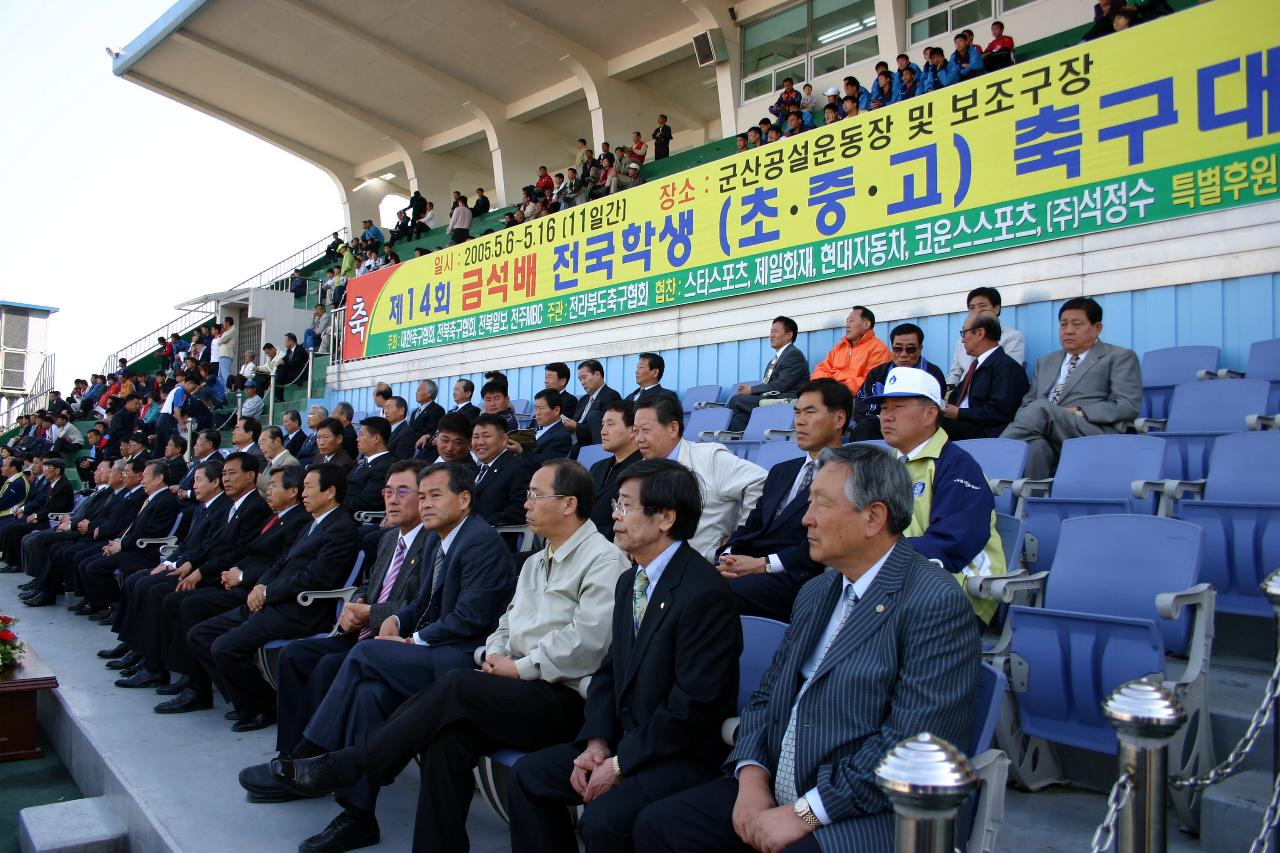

{"left": 875, "top": 733, "right": 976, "bottom": 853}
{"left": 1103, "top": 679, "right": 1186, "bottom": 853}
{"left": 1263, "top": 570, "right": 1280, "bottom": 853}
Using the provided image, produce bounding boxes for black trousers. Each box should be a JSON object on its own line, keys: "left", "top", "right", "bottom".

{"left": 632, "top": 776, "right": 820, "bottom": 853}
{"left": 165, "top": 587, "right": 244, "bottom": 686}
{"left": 940, "top": 417, "right": 1002, "bottom": 441}
{"left": 1, "top": 522, "right": 36, "bottom": 565}
{"left": 729, "top": 571, "right": 810, "bottom": 623}
{"left": 22, "top": 529, "right": 80, "bottom": 582}
{"left": 188, "top": 606, "right": 298, "bottom": 717}
{"left": 352, "top": 668, "right": 584, "bottom": 853}
{"left": 507, "top": 743, "right": 721, "bottom": 853}
{"left": 275, "top": 633, "right": 356, "bottom": 755}
{"left": 117, "top": 571, "right": 180, "bottom": 659}
{"left": 80, "top": 554, "right": 125, "bottom": 607}
{"left": 58, "top": 541, "right": 106, "bottom": 597}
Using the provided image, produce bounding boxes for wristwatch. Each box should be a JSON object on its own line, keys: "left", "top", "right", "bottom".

{"left": 611, "top": 755, "right": 623, "bottom": 781}
{"left": 794, "top": 796, "right": 821, "bottom": 831}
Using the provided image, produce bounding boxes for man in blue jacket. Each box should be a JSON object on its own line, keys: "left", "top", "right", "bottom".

{"left": 952, "top": 31, "right": 984, "bottom": 79}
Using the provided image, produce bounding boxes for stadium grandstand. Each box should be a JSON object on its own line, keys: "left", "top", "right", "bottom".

{"left": 4, "top": 0, "right": 1280, "bottom": 850}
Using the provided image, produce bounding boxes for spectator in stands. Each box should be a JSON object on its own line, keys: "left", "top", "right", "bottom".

{"left": 635, "top": 444, "right": 979, "bottom": 853}
{"left": 313, "top": 418, "right": 354, "bottom": 474}
{"left": 590, "top": 153, "right": 617, "bottom": 199}
{"left": 75, "top": 429, "right": 104, "bottom": 484}
{"left": 942, "top": 313, "right": 1029, "bottom": 439}
{"left": 403, "top": 190, "right": 426, "bottom": 225}
{"left": 18, "top": 461, "right": 110, "bottom": 607}
{"left": 870, "top": 70, "right": 895, "bottom": 109}
{"left": 1111, "top": 6, "right": 1137, "bottom": 30}
{"left": 382, "top": 396, "right": 416, "bottom": 462}
{"left": 718, "top": 378, "right": 850, "bottom": 621}
{"left": 162, "top": 435, "right": 188, "bottom": 485}
{"left": 563, "top": 359, "right": 619, "bottom": 452}
{"left": 735, "top": 133, "right": 748, "bottom": 152}
{"left": 633, "top": 395, "right": 765, "bottom": 562}
{"left": 519, "top": 190, "right": 537, "bottom": 221}
{"left": 237, "top": 380, "right": 263, "bottom": 419}
{"left": 769, "top": 76, "right": 802, "bottom": 124}
{"left": 387, "top": 210, "right": 412, "bottom": 246}
{"left": 187, "top": 464, "right": 360, "bottom": 732}
{"left": 542, "top": 363, "right": 577, "bottom": 414}
{"left": 346, "top": 416, "right": 395, "bottom": 514}
{"left": 106, "top": 394, "right": 142, "bottom": 456}
{"left": 267, "top": 459, "right": 618, "bottom": 853}
{"left": 412, "top": 202, "right": 435, "bottom": 238}
{"left": 626, "top": 130, "right": 648, "bottom": 167}
{"left": 920, "top": 46, "right": 959, "bottom": 93}
{"left": 823, "top": 103, "right": 840, "bottom": 125}
{"left": 357, "top": 250, "right": 378, "bottom": 276}
{"left": 875, "top": 366, "right": 1007, "bottom": 623}
{"left": 324, "top": 231, "right": 344, "bottom": 263}
{"left": 296, "top": 405, "right": 326, "bottom": 467}
{"left": 447, "top": 379, "right": 479, "bottom": 419}
{"left": 0, "top": 455, "right": 28, "bottom": 522}
{"left": 894, "top": 66, "right": 920, "bottom": 101}
{"left": 427, "top": 413, "right": 475, "bottom": 469}
{"left": 405, "top": 381, "right": 444, "bottom": 460}
{"left": 894, "top": 53, "right": 922, "bottom": 94}
{"left": 177, "top": 377, "right": 212, "bottom": 434}
{"left": 192, "top": 363, "right": 226, "bottom": 408}
{"left": 610, "top": 161, "right": 645, "bottom": 193}
{"left": 339, "top": 244, "right": 357, "bottom": 281}
{"left": 360, "top": 219, "right": 384, "bottom": 248}
{"left": 469, "top": 413, "right": 533, "bottom": 527}
{"left": 798, "top": 82, "right": 817, "bottom": 119}
{"left": 230, "top": 416, "right": 266, "bottom": 462}
{"left": 625, "top": 352, "right": 679, "bottom": 404}
{"left": 785, "top": 110, "right": 806, "bottom": 136}
{"left": 843, "top": 75, "right": 872, "bottom": 112}
{"left": 652, "top": 113, "right": 673, "bottom": 160}
{"left": 448, "top": 198, "right": 472, "bottom": 245}
{"left": 952, "top": 31, "right": 984, "bottom": 78}
{"left": 159, "top": 337, "right": 175, "bottom": 372}
{"left": 746, "top": 126, "right": 763, "bottom": 147}
{"left": 1001, "top": 297, "right": 1143, "bottom": 478}
{"left": 558, "top": 168, "right": 582, "bottom": 210}
{"left": 257, "top": 426, "right": 301, "bottom": 494}
{"left": 852, "top": 323, "right": 946, "bottom": 441}
{"left": 985, "top": 19, "right": 1014, "bottom": 54}
{"left": 573, "top": 137, "right": 592, "bottom": 170}
{"left": 508, "top": 389, "right": 571, "bottom": 466}
{"left": 50, "top": 411, "right": 84, "bottom": 453}
{"left": 505, "top": 457, "right": 741, "bottom": 851}
{"left": 727, "top": 316, "right": 810, "bottom": 432}
{"left": 533, "top": 167, "right": 554, "bottom": 201}
{"left": 812, "top": 306, "right": 894, "bottom": 396}
{"left": 274, "top": 333, "right": 309, "bottom": 403}
{"left": 1083, "top": 0, "right": 1117, "bottom": 39}
{"left": 373, "top": 383, "right": 393, "bottom": 411}
{"left": 334, "top": 402, "right": 359, "bottom": 459}
{"left": 289, "top": 269, "right": 308, "bottom": 300}
{"left": 480, "top": 381, "right": 519, "bottom": 432}
{"left": 585, "top": 399, "right": 640, "bottom": 540}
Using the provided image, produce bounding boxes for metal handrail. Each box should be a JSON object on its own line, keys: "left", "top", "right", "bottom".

{"left": 233, "top": 228, "right": 345, "bottom": 295}
{"left": 3, "top": 353, "right": 56, "bottom": 427}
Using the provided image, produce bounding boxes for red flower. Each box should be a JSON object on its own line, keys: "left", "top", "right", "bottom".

{"left": 0, "top": 615, "right": 12, "bottom": 625}
{"left": 0, "top": 629, "right": 15, "bottom": 643}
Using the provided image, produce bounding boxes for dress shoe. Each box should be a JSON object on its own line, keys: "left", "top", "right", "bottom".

{"left": 115, "top": 668, "right": 169, "bottom": 689}
{"left": 94, "top": 608, "right": 117, "bottom": 625}
{"left": 224, "top": 709, "right": 240, "bottom": 721}
{"left": 155, "top": 675, "right": 189, "bottom": 696}
{"left": 106, "top": 651, "right": 142, "bottom": 670}
{"left": 271, "top": 750, "right": 364, "bottom": 798}
{"left": 153, "top": 688, "right": 212, "bottom": 714}
{"left": 238, "top": 760, "right": 315, "bottom": 803}
{"left": 66, "top": 599, "right": 83, "bottom": 611}
{"left": 22, "top": 593, "right": 54, "bottom": 607}
{"left": 20, "top": 590, "right": 44, "bottom": 602}
{"left": 18, "top": 580, "right": 34, "bottom": 590}
{"left": 98, "top": 642, "right": 130, "bottom": 659}
{"left": 298, "top": 808, "right": 380, "bottom": 853}
{"left": 73, "top": 602, "right": 101, "bottom": 616}
{"left": 230, "top": 710, "right": 276, "bottom": 732}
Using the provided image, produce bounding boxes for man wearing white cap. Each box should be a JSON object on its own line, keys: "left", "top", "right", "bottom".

{"left": 823, "top": 86, "right": 843, "bottom": 118}
{"left": 609, "top": 161, "right": 646, "bottom": 194}
{"left": 874, "top": 366, "right": 1006, "bottom": 624}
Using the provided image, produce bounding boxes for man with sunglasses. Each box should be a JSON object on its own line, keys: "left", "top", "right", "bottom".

{"left": 850, "top": 323, "right": 946, "bottom": 441}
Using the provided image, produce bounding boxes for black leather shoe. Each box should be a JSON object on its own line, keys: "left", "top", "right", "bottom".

{"left": 224, "top": 709, "right": 240, "bottom": 721}
{"left": 18, "top": 580, "right": 34, "bottom": 590}
{"left": 115, "top": 669, "right": 169, "bottom": 689}
{"left": 66, "top": 599, "right": 83, "bottom": 611}
{"left": 98, "top": 642, "right": 130, "bottom": 659}
{"left": 0, "top": 564, "right": 20, "bottom": 574}
{"left": 230, "top": 710, "right": 276, "bottom": 732}
{"left": 94, "top": 608, "right": 117, "bottom": 625}
{"left": 20, "top": 590, "right": 44, "bottom": 602}
{"left": 153, "top": 688, "right": 212, "bottom": 714}
{"left": 73, "top": 603, "right": 103, "bottom": 616}
{"left": 271, "top": 750, "right": 363, "bottom": 798}
{"left": 106, "top": 651, "right": 142, "bottom": 670}
{"left": 238, "top": 760, "right": 315, "bottom": 803}
{"left": 298, "top": 808, "right": 380, "bottom": 853}
{"left": 22, "top": 593, "right": 54, "bottom": 607}
{"left": 155, "top": 675, "right": 189, "bottom": 696}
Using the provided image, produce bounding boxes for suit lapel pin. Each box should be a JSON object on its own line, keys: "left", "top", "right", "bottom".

{"left": 875, "top": 603, "right": 885, "bottom": 613}
{"left": 659, "top": 601, "right": 666, "bottom": 610}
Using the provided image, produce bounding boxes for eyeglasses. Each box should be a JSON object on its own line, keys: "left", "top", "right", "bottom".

{"left": 380, "top": 486, "right": 416, "bottom": 498}
{"left": 891, "top": 345, "right": 920, "bottom": 354}
{"left": 959, "top": 327, "right": 976, "bottom": 338}
{"left": 525, "top": 491, "right": 567, "bottom": 502}
{"left": 611, "top": 499, "right": 637, "bottom": 517}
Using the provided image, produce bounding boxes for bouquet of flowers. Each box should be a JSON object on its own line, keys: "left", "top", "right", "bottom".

{"left": 0, "top": 615, "right": 24, "bottom": 670}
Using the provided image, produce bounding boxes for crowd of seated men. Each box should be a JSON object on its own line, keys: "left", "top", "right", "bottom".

{"left": 1, "top": 288, "right": 1148, "bottom": 851}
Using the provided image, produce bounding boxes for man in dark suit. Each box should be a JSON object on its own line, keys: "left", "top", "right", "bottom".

{"left": 187, "top": 463, "right": 361, "bottom": 731}
{"left": 105, "top": 395, "right": 141, "bottom": 456}
{"left": 505, "top": 458, "right": 741, "bottom": 853}
{"left": 19, "top": 460, "right": 112, "bottom": 605}
{"left": 1001, "top": 297, "right": 1143, "bottom": 477}
{"left": 282, "top": 410, "right": 308, "bottom": 459}
{"left": 624, "top": 352, "right": 680, "bottom": 406}
{"left": 333, "top": 402, "right": 360, "bottom": 459}
{"left": 171, "top": 430, "right": 222, "bottom": 502}
{"left": 564, "top": 359, "right": 621, "bottom": 453}
{"left": 446, "top": 379, "right": 480, "bottom": 420}
{"left": 718, "top": 379, "right": 850, "bottom": 621}
{"left": 635, "top": 445, "right": 979, "bottom": 853}
{"left": 296, "top": 405, "right": 327, "bottom": 467}
{"left": 155, "top": 465, "right": 310, "bottom": 713}
{"left": 312, "top": 418, "right": 355, "bottom": 475}
{"left": 409, "top": 380, "right": 446, "bottom": 460}
{"left": 270, "top": 463, "right": 514, "bottom": 846}
{"left": 727, "top": 316, "right": 811, "bottom": 431}
{"left": 0, "top": 455, "right": 30, "bottom": 525}
{"left": 509, "top": 389, "right": 572, "bottom": 468}
{"left": 942, "top": 313, "right": 1030, "bottom": 440}
{"left": 274, "top": 333, "right": 309, "bottom": 402}
{"left": 382, "top": 396, "right": 417, "bottom": 461}
{"left": 344, "top": 417, "right": 395, "bottom": 514}
{"left": 77, "top": 460, "right": 179, "bottom": 613}
{"left": 851, "top": 323, "right": 948, "bottom": 441}
{"left": 544, "top": 362, "right": 578, "bottom": 416}
{"left": 470, "top": 413, "right": 533, "bottom": 527}
{"left": 0, "top": 457, "right": 72, "bottom": 569}
{"left": 161, "top": 435, "right": 190, "bottom": 485}
{"left": 588, "top": 400, "right": 641, "bottom": 541}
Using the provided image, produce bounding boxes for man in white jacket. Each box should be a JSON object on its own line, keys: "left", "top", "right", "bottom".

{"left": 632, "top": 395, "right": 765, "bottom": 562}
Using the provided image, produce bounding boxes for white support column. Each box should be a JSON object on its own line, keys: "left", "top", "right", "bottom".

{"left": 874, "top": 0, "right": 906, "bottom": 64}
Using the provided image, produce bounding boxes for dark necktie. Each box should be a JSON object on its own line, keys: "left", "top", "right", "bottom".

{"left": 476, "top": 463, "right": 491, "bottom": 486}
{"left": 775, "top": 461, "right": 814, "bottom": 522}
{"left": 953, "top": 360, "right": 977, "bottom": 406}
{"left": 1050, "top": 354, "right": 1081, "bottom": 404}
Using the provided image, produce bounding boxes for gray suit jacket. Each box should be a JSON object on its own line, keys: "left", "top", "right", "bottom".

{"left": 728, "top": 540, "right": 978, "bottom": 851}
{"left": 750, "top": 344, "right": 810, "bottom": 397}
{"left": 1022, "top": 340, "right": 1142, "bottom": 428}
{"left": 357, "top": 526, "right": 428, "bottom": 631}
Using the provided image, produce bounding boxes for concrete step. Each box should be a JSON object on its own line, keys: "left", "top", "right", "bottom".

{"left": 1200, "top": 769, "right": 1276, "bottom": 852}
{"left": 1208, "top": 656, "right": 1275, "bottom": 775}
{"left": 18, "top": 797, "right": 125, "bottom": 853}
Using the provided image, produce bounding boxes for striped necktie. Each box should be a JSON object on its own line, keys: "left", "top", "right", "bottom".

{"left": 360, "top": 536, "right": 408, "bottom": 639}
{"left": 632, "top": 567, "right": 650, "bottom": 634}
{"left": 1050, "top": 354, "right": 1080, "bottom": 404}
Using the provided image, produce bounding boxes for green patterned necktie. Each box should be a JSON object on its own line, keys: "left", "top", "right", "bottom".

{"left": 632, "top": 567, "right": 650, "bottom": 634}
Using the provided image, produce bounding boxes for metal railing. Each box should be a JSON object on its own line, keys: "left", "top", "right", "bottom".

{"left": 2, "top": 353, "right": 56, "bottom": 428}
{"left": 101, "top": 307, "right": 213, "bottom": 375}
{"left": 231, "top": 228, "right": 345, "bottom": 296}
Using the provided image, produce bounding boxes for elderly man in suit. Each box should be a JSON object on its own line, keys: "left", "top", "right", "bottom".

{"left": 565, "top": 359, "right": 622, "bottom": 453}
{"left": 508, "top": 389, "right": 572, "bottom": 467}
{"left": 727, "top": 316, "right": 811, "bottom": 431}
{"left": 941, "top": 313, "right": 1030, "bottom": 440}
{"left": 312, "top": 418, "right": 354, "bottom": 475}
{"left": 19, "top": 459, "right": 112, "bottom": 605}
{"left": 470, "top": 413, "right": 534, "bottom": 527}
{"left": 296, "top": 405, "right": 328, "bottom": 467}
{"left": 257, "top": 426, "right": 301, "bottom": 494}
{"left": 186, "top": 463, "right": 360, "bottom": 732}
{"left": 1001, "top": 297, "right": 1142, "bottom": 478}
{"left": 409, "top": 380, "right": 446, "bottom": 459}
{"left": 633, "top": 395, "right": 765, "bottom": 563}
{"left": 237, "top": 459, "right": 431, "bottom": 801}
{"left": 274, "top": 333, "right": 309, "bottom": 403}
{"left": 635, "top": 445, "right": 979, "bottom": 853}
{"left": 718, "top": 379, "right": 850, "bottom": 621}
{"left": 624, "top": 352, "right": 680, "bottom": 405}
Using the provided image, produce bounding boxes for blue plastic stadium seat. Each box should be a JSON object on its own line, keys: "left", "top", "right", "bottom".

{"left": 574, "top": 445, "right": 610, "bottom": 470}
{"left": 1137, "top": 379, "right": 1272, "bottom": 479}
{"left": 1017, "top": 435, "right": 1172, "bottom": 570}
{"left": 1164, "top": 431, "right": 1280, "bottom": 618}
{"left": 709, "top": 404, "right": 794, "bottom": 458}
{"left": 750, "top": 441, "right": 806, "bottom": 469}
{"left": 1213, "top": 339, "right": 1280, "bottom": 412}
{"left": 687, "top": 407, "right": 732, "bottom": 442}
{"left": 952, "top": 438, "right": 1028, "bottom": 517}
{"left": 256, "top": 552, "right": 366, "bottom": 689}
{"left": 1141, "top": 346, "right": 1220, "bottom": 419}
{"left": 682, "top": 384, "right": 722, "bottom": 413}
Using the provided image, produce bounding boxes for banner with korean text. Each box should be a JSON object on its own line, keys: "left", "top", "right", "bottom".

{"left": 343, "top": 0, "right": 1279, "bottom": 360}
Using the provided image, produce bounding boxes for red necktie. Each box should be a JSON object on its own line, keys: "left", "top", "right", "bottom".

{"left": 260, "top": 514, "right": 279, "bottom": 535}
{"left": 953, "top": 360, "right": 977, "bottom": 406}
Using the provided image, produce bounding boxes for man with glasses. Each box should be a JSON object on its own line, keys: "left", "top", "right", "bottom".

{"left": 270, "top": 462, "right": 514, "bottom": 852}
{"left": 941, "top": 313, "right": 1028, "bottom": 439}
{"left": 851, "top": 323, "right": 945, "bottom": 441}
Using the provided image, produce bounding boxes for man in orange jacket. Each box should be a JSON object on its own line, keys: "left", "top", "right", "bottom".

{"left": 811, "top": 306, "right": 893, "bottom": 395}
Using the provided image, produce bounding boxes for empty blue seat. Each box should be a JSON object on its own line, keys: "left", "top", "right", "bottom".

{"left": 750, "top": 441, "right": 806, "bottom": 469}
{"left": 1141, "top": 346, "right": 1219, "bottom": 419}
{"left": 953, "top": 438, "right": 1028, "bottom": 517}
{"left": 1016, "top": 435, "right": 1172, "bottom": 570}
{"left": 1210, "top": 338, "right": 1280, "bottom": 412}
{"left": 256, "top": 552, "right": 366, "bottom": 689}
{"left": 682, "top": 384, "right": 722, "bottom": 413}
{"left": 1137, "top": 379, "right": 1272, "bottom": 479}
{"left": 574, "top": 444, "right": 610, "bottom": 470}
{"left": 1161, "top": 431, "right": 1280, "bottom": 618}
{"left": 687, "top": 407, "right": 732, "bottom": 442}
{"left": 708, "top": 404, "right": 795, "bottom": 458}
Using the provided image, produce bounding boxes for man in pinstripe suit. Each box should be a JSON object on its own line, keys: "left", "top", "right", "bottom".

{"left": 636, "top": 445, "right": 979, "bottom": 853}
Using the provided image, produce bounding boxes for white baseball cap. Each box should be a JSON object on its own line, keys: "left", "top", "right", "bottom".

{"left": 824, "top": 86, "right": 840, "bottom": 97}
{"left": 871, "top": 367, "right": 942, "bottom": 407}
